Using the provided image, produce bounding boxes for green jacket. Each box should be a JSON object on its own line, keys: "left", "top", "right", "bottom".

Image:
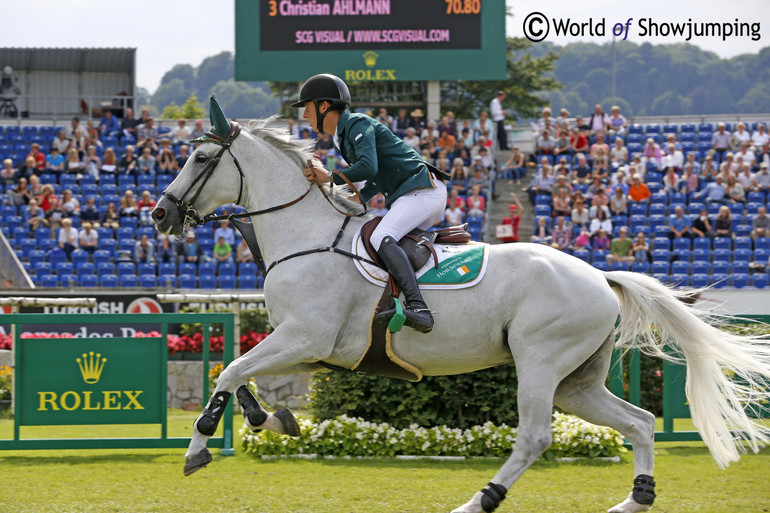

{"left": 332, "top": 111, "right": 441, "bottom": 206}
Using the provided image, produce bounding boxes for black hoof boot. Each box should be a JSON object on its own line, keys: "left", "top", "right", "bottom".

{"left": 184, "top": 448, "right": 213, "bottom": 476}
{"left": 632, "top": 474, "right": 656, "bottom": 505}
{"left": 479, "top": 482, "right": 507, "bottom": 513}
{"left": 274, "top": 408, "right": 301, "bottom": 437}
{"left": 236, "top": 385, "right": 268, "bottom": 431}
{"left": 196, "top": 391, "right": 232, "bottom": 436}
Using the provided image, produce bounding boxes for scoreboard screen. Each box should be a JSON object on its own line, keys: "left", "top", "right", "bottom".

{"left": 235, "top": 0, "right": 506, "bottom": 82}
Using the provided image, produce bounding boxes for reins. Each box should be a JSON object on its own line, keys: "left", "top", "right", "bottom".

{"left": 162, "top": 121, "right": 374, "bottom": 278}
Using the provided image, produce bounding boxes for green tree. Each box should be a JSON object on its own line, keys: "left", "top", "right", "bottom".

{"left": 210, "top": 80, "right": 279, "bottom": 119}
{"left": 180, "top": 94, "right": 205, "bottom": 119}
{"left": 152, "top": 78, "right": 188, "bottom": 112}
{"left": 197, "top": 52, "right": 235, "bottom": 98}
{"left": 161, "top": 64, "right": 197, "bottom": 92}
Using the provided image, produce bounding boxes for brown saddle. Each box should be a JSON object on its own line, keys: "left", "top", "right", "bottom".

{"left": 360, "top": 217, "right": 472, "bottom": 271}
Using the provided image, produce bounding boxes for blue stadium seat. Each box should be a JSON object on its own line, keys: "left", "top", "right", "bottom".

{"left": 119, "top": 274, "right": 138, "bottom": 287}
{"left": 34, "top": 261, "right": 53, "bottom": 275}
{"left": 732, "top": 273, "right": 750, "bottom": 288}
{"left": 652, "top": 262, "right": 670, "bottom": 275}
{"left": 76, "top": 262, "right": 96, "bottom": 276}
{"left": 753, "top": 273, "right": 769, "bottom": 289}
{"left": 714, "top": 237, "right": 732, "bottom": 251}
{"left": 691, "top": 273, "right": 710, "bottom": 288}
{"left": 711, "top": 273, "right": 729, "bottom": 288}
{"left": 734, "top": 237, "right": 752, "bottom": 251}
{"left": 158, "top": 262, "right": 176, "bottom": 275}
{"left": 691, "top": 261, "right": 710, "bottom": 275}
{"left": 179, "top": 262, "right": 197, "bottom": 275}
{"left": 100, "top": 274, "right": 118, "bottom": 287}
{"left": 733, "top": 261, "right": 749, "bottom": 274}
{"left": 238, "top": 262, "right": 258, "bottom": 276}
{"left": 733, "top": 249, "right": 752, "bottom": 262}
{"left": 756, "top": 238, "right": 770, "bottom": 250}
{"left": 59, "top": 274, "right": 77, "bottom": 287}
{"left": 40, "top": 274, "right": 58, "bottom": 287}
{"left": 117, "top": 262, "right": 136, "bottom": 275}
{"left": 653, "top": 273, "right": 669, "bottom": 284}
{"left": 219, "top": 274, "right": 237, "bottom": 289}
{"left": 79, "top": 274, "right": 98, "bottom": 287}
{"left": 93, "top": 250, "right": 112, "bottom": 265}
{"left": 631, "top": 261, "right": 649, "bottom": 273}
{"left": 671, "top": 261, "right": 690, "bottom": 275}
{"left": 219, "top": 261, "right": 237, "bottom": 275}
{"left": 611, "top": 262, "right": 630, "bottom": 272}
{"left": 159, "top": 274, "right": 178, "bottom": 288}
{"left": 592, "top": 261, "right": 610, "bottom": 271}
{"left": 55, "top": 261, "right": 74, "bottom": 275}
{"left": 138, "top": 262, "right": 156, "bottom": 276}
{"left": 199, "top": 261, "right": 217, "bottom": 274}
{"left": 71, "top": 249, "right": 89, "bottom": 266}
{"left": 199, "top": 274, "right": 217, "bottom": 289}
{"left": 711, "top": 260, "right": 730, "bottom": 274}
{"left": 179, "top": 274, "right": 197, "bottom": 288}
{"left": 652, "top": 249, "right": 670, "bottom": 262}
{"left": 238, "top": 274, "right": 258, "bottom": 289}
{"left": 692, "top": 237, "right": 711, "bottom": 251}
{"left": 139, "top": 274, "right": 158, "bottom": 288}
{"left": 671, "top": 273, "right": 690, "bottom": 287}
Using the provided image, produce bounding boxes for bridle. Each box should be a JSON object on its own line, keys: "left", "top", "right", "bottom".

{"left": 161, "top": 120, "right": 373, "bottom": 277}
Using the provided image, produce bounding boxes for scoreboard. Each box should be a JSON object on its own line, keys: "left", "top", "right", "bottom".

{"left": 235, "top": 0, "right": 507, "bottom": 82}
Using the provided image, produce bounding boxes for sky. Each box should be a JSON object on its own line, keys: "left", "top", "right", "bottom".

{"left": 4, "top": 0, "right": 769, "bottom": 93}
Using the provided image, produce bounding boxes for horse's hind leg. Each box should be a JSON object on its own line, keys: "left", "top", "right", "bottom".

{"left": 553, "top": 337, "right": 656, "bottom": 513}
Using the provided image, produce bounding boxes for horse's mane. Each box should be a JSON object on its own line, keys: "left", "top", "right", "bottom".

{"left": 245, "top": 116, "right": 366, "bottom": 215}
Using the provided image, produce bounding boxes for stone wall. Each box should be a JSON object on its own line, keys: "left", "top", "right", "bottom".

{"left": 167, "top": 361, "right": 311, "bottom": 411}
{"left": 0, "top": 350, "right": 11, "bottom": 368}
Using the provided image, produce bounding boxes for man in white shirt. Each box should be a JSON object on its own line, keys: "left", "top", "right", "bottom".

{"left": 661, "top": 143, "right": 684, "bottom": 171}
{"left": 78, "top": 222, "right": 99, "bottom": 255}
{"left": 58, "top": 218, "right": 79, "bottom": 260}
{"left": 751, "top": 123, "right": 769, "bottom": 148}
{"left": 489, "top": 90, "right": 509, "bottom": 150}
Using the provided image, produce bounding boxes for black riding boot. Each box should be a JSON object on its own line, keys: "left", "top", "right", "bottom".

{"left": 376, "top": 236, "right": 434, "bottom": 333}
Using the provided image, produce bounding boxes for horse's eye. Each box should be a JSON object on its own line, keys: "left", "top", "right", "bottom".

{"left": 195, "top": 153, "right": 208, "bottom": 163}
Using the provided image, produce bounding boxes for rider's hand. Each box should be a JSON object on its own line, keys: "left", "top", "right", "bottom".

{"left": 304, "top": 160, "right": 329, "bottom": 183}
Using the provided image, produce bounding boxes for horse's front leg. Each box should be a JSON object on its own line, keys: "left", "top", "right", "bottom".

{"left": 183, "top": 321, "right": 334, "bottom": 475}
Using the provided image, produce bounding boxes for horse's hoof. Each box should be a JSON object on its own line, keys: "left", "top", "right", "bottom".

{"left": 274, "top": 408, "right": 301, "bottom": 437}
{"left": 184, "top": 448, "right": 213, "bottom": 476}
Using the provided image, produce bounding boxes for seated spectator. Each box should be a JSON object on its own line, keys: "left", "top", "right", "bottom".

{"left": 155, "top": 235, "right": 176, "bottom": 264}
{"left": 369, "top": 194, "right": 388, "bottom": 216}
{"left": 607, "top": 105, "right": 628, "bottom": 136}
{"left": 714, "top": 205, "right": 733, "bottom": 238}
{"left": 57, "top": 217, "right": 79, "bottom": 260}
{"left": 45, "top": 196, "right": 67, "bottom": 233}
{"left": 732, "top": 122, "right": 751, "bottom": 150}
{"left": 80, "top": 197, "right": 101, "bottom": 226}
{"left": 98, "top": 110, "right": 120, "bottom": 138}
{"left": 213, "top": 236, "right": 233, "bottom": 267}
{"left": 437, "top": 130, "right": 456, "bottom": 153}
{"left": 589, "top": 208, "right": 613, "bottom": 237}
{"left": 235, "top": 238, "right": 252, "bottom": 264}
{"left": 592, "top": 229, "right": 611, "bottom": 250}
{"left": 726, "top": 175, "right": 746, "bottom": 204}
{"left": 589, "top": 133, "right": 610, "bottom": 163}
{"left": 571, "top": 198, "right": 590, "bottom": 228}
{"left": 552, "top": 188, "right": 572, "bottom": 218}
{"left": 610, "top": 186, "right": 628, "bottom": 217}
{"left": 571, "top": 153, "right": 592, "bottom": 185}
{"left": 66, "top": 148, "right": 85, "bottom": 176}
{"left": 661, "top": 143, "right": 684, "bottom": 172}
{"left": 78, "top": 222, "right": 99, "bottom": 254}
{"left": 751, "top": 206, "right": 770, "bottom": 240}
{"left": 642, "top": 138, "right": 662, "bottom": 170}
{"left": 668, "top": 205, "right": 692, "bottom": 241}
{"left": 591, "top": 155, "right": 609, "bottom": 183}
{"left": 315, "top": 132, "right": 334, "bottom": 156}
{"left": 26, "top": 143, "right": 46, "bottom": 171}
{"left": 214, "top": 220, "right": 236, "bottom": 245}
{"left": 695, "top": 175, "right": 727, "bottom": 205}
{"left": 574, "top": 227, "right": 592, "bottom": 251}
{"left": 662, "top": 166, "right": 679, "bottom": 196}
{"left": 25, "top": 198, "right": 48, "bottom": 232}
{"left": 1, "top": 158, "right": 16, "bottom": 185}
{"left": 120, "top": 190, "right": 138, "bottom": 217}
{"left": 102, "top": 202, "right": 120, "bottom": 231}
{"left": 466, "top": 167, "right": 489, "bottom": 192}
{"left": 167, "top": 118, "right": 191, "bottom": 144}
{"left": 134, "top": 234, "right": 155, "bottom": 264}
{"left": 138, "top": 190, "right": 157, "bottom": 225}
{"left": 45, "top": 147, "right": 65, "bottom": 174}
{"left": 610, "top": 137, "right": 628, "bottom": 165}
{"left": 590, "top": 187, "right": 610, "bottom": 219}
{"left": 18, "top": 156, "right": 38, "bottom": 180}
{"left": 588, "top": 104, "right": 611, "bottom": 135}
{"left": 38, "top": 184, "right": 58, "bottom": 212}
{"left": 136, "top": 117, "right": 159, "bottom": 152}
{"left": 190, "top": 118, "right": 206, "bottom": 140}
{"left": 720, "top": 152, "right": 739, "bottom": 175}
{"left": 176, "top": 145, "right": 190, "bottom": 171}
{"left": 569, "top": 126, "right": 589, "bottom": 155}
{"left": 551, "top": 215, "right": 572, "bottom": 250}
{"left": 536, "top": 130, "right": 555, "bottom": 156}
{"left": 531, "top": 217, "right": 551, "bottom": 244}
{"left": 554, "top": 156, "right": 571, "bottom": 178}
{"left": 446, "top": 188, "right": 465, "bottom": 211}
{"left": 756, "top": 162, "right": 770, "bottom": 192}
{"left": 100, "top": 147, "right": 119, "bottom": 175}
{"left": 606, "top": 226, "right": 635, "bottom": 269}
{"left": 178, "top": 230, "right": 203, "bottom": 265}
{"left": 82, "top": 145, "right": 102, "bottom": 180}
{"left": 448, "top": 157, "right": 469, "bottom": 192}
{"left": 402, "top": 127, "right": 420, "bottom": 152}
{"left": 52, "top": 129, "right": 71, "bottom": 154}
{"left": 121, "top": 108, "right": 140, "bottom": 140}
{"left": 736, "top": 141, "right": 755, "bottom": 168}
{"left": 633, "top": 232, "right": 650, "bottom": 263}
{"left": 60, "top": 189, "right": 80, "bottom": 217}
{"left": 553, "top": 130, "right": 571, "bottom": 160}
{"left": 119, "top": 145, "right": 139, "bottom": 175}
{"left": 466, "top": 185, "right": 486, "bottom": 218}
{"left": 736, "top": 162, "right": 755, "bottom": 191}
{"left": 692, "top": 208, "right": 714, "bottom": 239}
{"left": 137, "top": 146, "right": 157, "bottom": 176}
{"left": 392, "top": 108, "right": 410, "bottom": 138}
{"left": 6, "top": 177, "right": 30, "bottom": 206}
{"left": 551, "top": 174, "right": 573, "bottom": 198}
{"left": 445, "top": 202, "right": 464, "bottom": 226}
{"left": 476, "top": 147, "right": 495, "bottom": 171}
{"left": 680, "top": 164, "right": 699, "bottom": 194}
{"left": 528, "top": 166, "right": 554, "bottom": 205}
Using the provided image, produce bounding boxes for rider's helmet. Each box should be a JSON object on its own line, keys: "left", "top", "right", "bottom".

{"left": 291, "top": 74, "right": 350, "bottom": 133}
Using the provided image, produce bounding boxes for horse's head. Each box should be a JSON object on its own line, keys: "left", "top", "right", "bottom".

{"left": 152, "top": 96, "right": 245, "bottom": 235}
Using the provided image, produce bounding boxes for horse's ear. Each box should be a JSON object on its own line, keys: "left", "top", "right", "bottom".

{"left": 209, "top": 95, "right": 230, "bottom": 138}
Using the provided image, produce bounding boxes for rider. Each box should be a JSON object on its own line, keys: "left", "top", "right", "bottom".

{"left": 294, "top": 73, "right": 449, "bottom": 334}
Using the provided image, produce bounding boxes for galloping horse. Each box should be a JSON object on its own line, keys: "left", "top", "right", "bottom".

{"left": 152, "top": 99, "right": 770, "bottom": 513}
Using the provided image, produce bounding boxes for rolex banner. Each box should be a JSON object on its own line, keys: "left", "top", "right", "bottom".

{"left": 17, "top": 336, "right": 164, "bottom": 425}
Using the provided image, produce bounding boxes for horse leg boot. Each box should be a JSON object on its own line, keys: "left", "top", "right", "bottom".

{"left": 184, "top": 390, "right": 231, "bottom": 476}
{"left": 375, "top": 236, "right": 434, "bottom": 333}
{"left": 237, "top": 385, "right": 300, "bottom": 437}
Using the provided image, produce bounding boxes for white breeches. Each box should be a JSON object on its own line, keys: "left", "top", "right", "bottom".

{"left": 370, "top": 180, "right": 447, "bottom": 251}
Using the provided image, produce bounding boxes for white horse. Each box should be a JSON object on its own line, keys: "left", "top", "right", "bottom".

{"left": 152, "top": 102, "right": 770, "bottom": 513}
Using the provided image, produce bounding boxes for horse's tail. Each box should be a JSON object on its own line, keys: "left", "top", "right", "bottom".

{"left": 604, "top": 270, "right": 770, "bottom": 469}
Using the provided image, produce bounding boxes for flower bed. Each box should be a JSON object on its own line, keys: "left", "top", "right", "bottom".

{"left": 0, "top": 330, "right": 268, "bottom": 356}
{"left": 240, "top": 413, "right": 627, "bottom": 460}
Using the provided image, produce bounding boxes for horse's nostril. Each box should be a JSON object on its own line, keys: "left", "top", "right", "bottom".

{"left": 153, "top": 208, "right": 166, "bottom": 220}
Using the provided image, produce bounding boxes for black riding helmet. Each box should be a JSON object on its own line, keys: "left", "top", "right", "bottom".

{"left": 291, "top": 74, "right": 350, "bottom": 133}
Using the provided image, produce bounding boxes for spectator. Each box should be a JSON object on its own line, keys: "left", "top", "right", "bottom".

{"left": 590, "top": 187, "right": 610, "bottom": 219}
{"left": 52, "top": 128, "right": 71, "bottom": 154}
{"left": 589, "top": 208, "right": 612, "bottom": 237}
{"left": 157, "top": 139, "right": 176, "bottom": 173}
{"left": 26, "top": 143, "right": 46, "bottom": 170}
{"left": 527, "top": 165, "right": 554, "bottom": 205}
{"left": 66, "top": 148, "right": 85, "bottom": 176}
{"left": 497, "top": 193, "right": 523, "bottom": 243}
{"left": 574, "top": 227, "right": 592, "bottom": 252}
{"left": 134, "top": 234, "right": 155, "bottom": 264}
{"left": 100, "top": 147, "right": 119, "bottom": 175}
{"left": 606, "top": 226, "right": 635, "bottom": 269}
{"left": 179, "top": 231, "right": 203, "bottom": 265}
{"left": 551, "top": 215, "right": 572, "bottom": 250}
{"left": 633, "top": 232, "right": 650, "bottom": 264}
{"left": 489, "top": 90, "right": 509, "bottom": 150}
{"left": 751, "top": 123, "right": 769, "bottom": 149}
{"left": 685, "top": 153, "right": 701, "bottom": 176}
{"left": 392, "top": 109, "right": 410, "bottom": 138}
{"left": 552, "top": 187, "right": 572, "bottom": 218}
{"left": 98, "top": 110, "right": 120, "bottom": 138}
{"left": 57, "top": 217, "right": 79, "bottom": 260}
{"left": 732, "top": 122, "right": 751, "bottom": 150}
{"left": 737, "top": 163, "right": 755, "bottom": 190}
{"left": 85, "top": 120, "right": 102, "bottom": 150}
{"left": 661, "top": 143, "right": 683, "bottom": 172}
{"left": 45, "top": 147, "right": 65, "bottom": 174}
{"left": 610, "top": 186, "right": 628, "bottom": 217}
{"left": 176, "top": 144, "right": 190, "bottom": 171}
{"left": 45, "top": 196, "right": 66, "bottom": 232}
{"left": 696, "top": 175, "right": 727, "bottom": 206}
{"left": 607, "top": 105, "right": 628, "bottom": 136}
{"left": 446, "top": 188, "right": 464, "bottom": 211}
{"left": 736, "top": 141, "right": 756, "bottom": 168}
{"left": 18, "top": 156, "right": 38, "bottom": 180}
{"left": 445, "top": 201, "right": 464, "bottom": 226}
{"left": 692, "top": 208, "right": 714, "bottom": 239}
{"left": 25, "top": 198, "right": 48, "bottom": 232}
{"left": 712, "top": 123, "right": 731, "bottom": 161}
{"left": 1, "top": 158, "right": 16, "bottom": 185}
{"left": 472, "top": 111, "right": 494, "bottom": 143}
{"left": 409, "top": 108, "right": 426, "bottom": 132}
{"left": 536, "top": 130, "right": 555, "bottom": 156}
{"left": 751, "top": 206, "right": 769, "bottom": 240}
{"left": 680, "top": 164, "right": 699, "bottom": 194}
{"left": 156, "top": 235, "right": 176, "bottom": 264}
{"left": 466, "top": 167, "right": 488, "bottom": 192}
{"left": 553, "top": 129, "right": 571, "bottom": 160}
{"left": 78, "top": 222, "right": 99, "bottom": 255}
{"left": 136, "top": 117, "right": 159, "bottom": 152}
{"left": 119, "top": 145, "right": 138, "bottom": 175}
{"left": 102, "top": 202, "right": 120, "bottom": 231}
{"left": 720, "top": 152, "right": 739, "bottom": 175}
{"left": 369, "top": 194, "right": 388, "bottom": 216}
{"left": 610, "top": 137, "right": 628, "bottom": 165}
{"left": 642, "top": 138, "right": 663, "bottom": 170}
{"left": 80, "top": 197, "right": 100, "bottom": 226}
{"left": 214, "top": 220, "right": 236, "bottom": 245}
{"left": 138, "top": 190, "right": 157, "bottom": 225}
{"left": 60, "top": 189, "right": 80, "bottom": 217}
{"left": 82, "top": 145, "right": 102, "bottom": 180}
{"left": 438, "top": 114, "right": 457, "bottom": 138}
{"left": 700, "top": 155, "right": 718, "bottom": 182}
{"left": 68, "top": 115, "right": 88, "bottom": 140}
{"left": 755, "top": 162, "right": 770, "bottom": 193}
{"left": 571, "top": 153, "right": 592, "bottom": 185}
{"left": 587, "top": 104, "right": 610, "bottom": 134}
{"left": 726, "top": 175, "right": 746, "bottom": 204}
{"left": 531, "top": 216, "right": 551, "bottom": 244}
{"left": 402, "top": 127, "right": 421, "bottom": 152}
{"left": 714, "top": 205, "right": 733, "bottom": 238}
{"left": 190, "top": 118, "right": 206, "bottom": 140}
{"left": 168, "top": 118, "right": 191, "bottom": 144}
{"left": 476, "top": 146, "right": 494, "bottom": 171}
{"left": 38, "top": 184, "right": 57, "bottom": 212}
{"left": 213, "top": 236, "right": 233, "bottom": 267}
{"left": 121, "top": 108, "right": 140, "bottom": 140}
{"left": 466, "top": 185, "right": 486, "bottom": 218}
{"left": 571, "top": 198, "right": 590, "bottom": 229}
{"left": 137, "top": 146, "right": 156, "bottom": 176}
{"left": 662, "top": 166, "right": 679, "bottom": 196}
{"left": 668, "top": 205, "right": 692, "bottom": 241}
{"left": 437, "top": 130, "right": 456, "bottom": 154}
{"left": 593, "top": 228, "right": 611, "bottom": 250}
{"left": 235, "top": 237, "right": 253, "bottom": 264}
{"left": 119, "top": 190, "right": 138, "bottom": 217}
